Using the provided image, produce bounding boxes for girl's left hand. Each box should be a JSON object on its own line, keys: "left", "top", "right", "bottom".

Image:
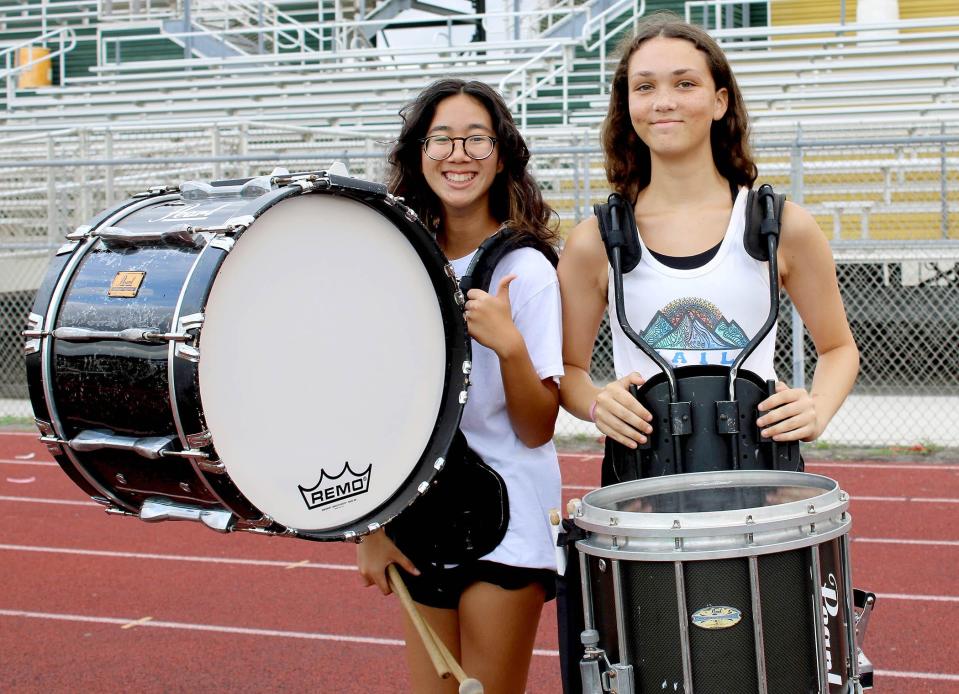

{"left": 757, "top": 381, "right": 823, "bottom": 442}
{"left": 464, "top": 274, "right": 523, "bottom": 357}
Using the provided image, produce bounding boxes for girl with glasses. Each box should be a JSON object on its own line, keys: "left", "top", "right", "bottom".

{"left": 555, "top": 13, "right": 859, "bottom": 691}
{"left": 356, "top": 78, "right": 563, "bottom": 693}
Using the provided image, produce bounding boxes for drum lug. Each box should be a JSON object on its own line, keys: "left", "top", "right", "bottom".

{"left": 236, "top": 514, "right": 274, "bottom": 529}
{"left": 209, "top": 236, "right": 235, "bottom": 252}
{"left": 139, "top": 497, "right": 234, "bottom": 533}
{"left": 444, "top": 264, "right": 466, "bottom": 305}
{"left": 133, "top": 184, "right": 180, "bottom": 199}
{"left": 23, "top": 313, "right": 43, "bottom": 355}
{"left": 35, "top": 419, "right": 64, "bottom": 455}
{"left": 185, "top": 430, "right": 213, "bottom": 449}
{"left": 174, "top": 312, "right": 204, "bottom": 362}
{"left": 69, "top": 430, "right": 177, "bottom": 460}
{"left": 66, "top": 224, "right": 93, "bottom": 240}
{"left": 196, "top": 459, "right": 226, "bottom": 474}
{"left": 56, "top": 240, "right": 79, "bottom": 255}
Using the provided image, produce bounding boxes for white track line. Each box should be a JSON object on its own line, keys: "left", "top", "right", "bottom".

{"left": 0, "top": 495, "right": 97, "bottom": 506}
{"left": 876, "top": 593, "right": 959, "bottom": 603}
{"left": 856, "top": 537, "right": 959, "bottom": 547}
{"left": 809, "top": 461, "right": 959, "bottom": 472}
{"left": 0, "top": 609, "right": 405, "bottom": 647}
{"left": 4, "top": 544, "right": 959, "bottom": 605}
{"left": 0, "top": 458, "right": 57, "bottom": 467}
{"left": 874, "top": 670, "right": 959, "bottom": 682}
{"left": 0, "top": 608, "right": 956, "bottom": 674}
{"left": 0, "top": 543, "right": 353, "bottom": 571}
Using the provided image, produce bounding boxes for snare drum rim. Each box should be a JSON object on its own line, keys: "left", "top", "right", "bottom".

{"left": 574, "top": 515, "right": 852, "bottom": 562}
{"left": 575, "top": 470, "right": 851, "bottom": 562}
{"left": 576, "top": 470, "right": 846, "bottom": 534}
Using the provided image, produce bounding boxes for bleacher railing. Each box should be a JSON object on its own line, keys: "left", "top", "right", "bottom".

{"left": 1, "top": 27, "right": 77, "bottom": 105}
{"left": 0, "top": 1, "right": 98, "bottom": 35}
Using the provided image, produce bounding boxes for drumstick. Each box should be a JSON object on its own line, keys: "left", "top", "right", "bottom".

{"left": 386, "top": 565, "right": 485, "bottom": 694}
{"left": 386, "top": 564, "right": 451, "bottom": 680}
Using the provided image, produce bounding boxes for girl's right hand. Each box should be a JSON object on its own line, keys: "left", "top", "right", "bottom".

{"left": 356, "top": 529, "right": 420, "bottom": 595}
{"left": 592, "top": 372, "right": 653, "bottom": 448}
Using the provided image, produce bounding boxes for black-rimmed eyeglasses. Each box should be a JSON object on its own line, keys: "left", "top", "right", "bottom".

{"left": 420, "top": 135, "right": 497, "bottom": 161}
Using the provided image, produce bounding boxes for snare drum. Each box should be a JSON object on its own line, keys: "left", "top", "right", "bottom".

{"left": 574, "top": 470, "right": 863, "bottom": 694}
{"left": 24, "top": 171, "right": 470, "bottom": 541}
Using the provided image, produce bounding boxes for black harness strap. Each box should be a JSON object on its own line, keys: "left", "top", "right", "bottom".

{"left": 459, "top": 227, "right": 559, "bottom": 296}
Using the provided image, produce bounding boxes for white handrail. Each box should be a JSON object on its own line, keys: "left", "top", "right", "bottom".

{"left": 1, "top": 27, "right": 77, "bottom": 105}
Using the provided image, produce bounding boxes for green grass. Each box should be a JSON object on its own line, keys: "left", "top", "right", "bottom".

{"left": 0, "top": 415, "right": 33, "bottom": 429}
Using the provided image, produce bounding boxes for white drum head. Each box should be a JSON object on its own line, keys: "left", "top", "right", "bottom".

{"left": 200, "top": 194, "right": 448, "bottom": 531}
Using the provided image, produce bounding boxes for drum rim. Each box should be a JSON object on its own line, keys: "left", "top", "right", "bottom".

{"left": 575, "top": 470, "right": 847, "bottom": 535}
{"left": 574, "top": 515, "right": 852, "bottom": 562}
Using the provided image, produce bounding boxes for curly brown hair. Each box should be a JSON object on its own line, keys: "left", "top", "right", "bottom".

{"left": 602, "top": 12, "right": 757, "bottom": 203}
{"left": 387, "top": 78, "right": 558, "bottom": 246}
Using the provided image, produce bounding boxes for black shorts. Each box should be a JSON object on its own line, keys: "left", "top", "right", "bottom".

{"left": 397, "top": 560, "right": 557, "bottom": 610}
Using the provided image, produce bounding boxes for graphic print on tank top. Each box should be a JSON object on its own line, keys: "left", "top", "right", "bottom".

{"left": 609, "top": 188, "right": 777, "bottom": 381}
{"left": 641, "top": 296, "right": 749, "bottom": 351}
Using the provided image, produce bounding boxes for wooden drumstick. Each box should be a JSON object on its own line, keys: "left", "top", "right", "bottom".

{"left": 386, "top": 564, "right": 451, "bottom": 680}
{"left": 386, "top": 565, "right": 485, "bottom": 694}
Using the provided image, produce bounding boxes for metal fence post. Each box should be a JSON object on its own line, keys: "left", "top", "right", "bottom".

{"left": 212, "top": 126, "right": 222, "bottom": 180}
{"left": 47, "top": 135, "right": 57, "bottom": 244}
{"left": 789, "top": 127, "right": 806, "bottom": 389}
{"left": 942, "top": 121, "right": 949, "bottom": 239}
{"left": 576, "top": 132, "right": 593, "bottom": 224}
{"left": 105, "top": 129, "right": 114, "bottom": 206}
{"left": 78, "top": 127, "right": 89, "bottom": 226}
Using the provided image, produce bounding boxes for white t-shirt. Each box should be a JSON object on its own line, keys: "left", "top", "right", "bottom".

{"left": 608, "top": 187, "right": 777, "bottom": 382}
{"left": 449, "top": 246, "right": 564, "bottom": 572}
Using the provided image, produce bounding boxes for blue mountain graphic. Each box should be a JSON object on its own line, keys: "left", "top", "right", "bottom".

{"left": 648, "top": 312, "right": 738, "bottom": 350}
{"left": 715, "top": 319, "right": 749, "bottom": 347}
{"left": 641, "top": 311, "right": 673, "bottom": 344}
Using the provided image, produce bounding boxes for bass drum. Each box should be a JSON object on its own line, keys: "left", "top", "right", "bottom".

{"left": 25, "top": 171, "right": 470, "bottom": 540}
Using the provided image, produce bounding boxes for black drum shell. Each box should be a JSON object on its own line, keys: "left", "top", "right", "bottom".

{"left": 583, "top": 537, "right": 852, "bottom": 694}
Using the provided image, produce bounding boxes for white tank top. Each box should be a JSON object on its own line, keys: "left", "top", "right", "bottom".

{"left": 607, "top": 187, "right": 777, "bottom": 382}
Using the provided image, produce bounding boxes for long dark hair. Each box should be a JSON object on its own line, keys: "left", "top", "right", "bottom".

{"left": 603, "top": 12, "right": 757, "bottom": 202}
{"left": 387, "top": 78, "right": 558, "bottom": 245}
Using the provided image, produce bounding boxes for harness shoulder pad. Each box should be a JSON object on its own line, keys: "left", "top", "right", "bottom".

{"left": 459, "top": 228, "right": 559, "bottom": 295}
{"left": 744, "top": 187, "right": 786, "bottom": 262}
{"left": 594, "top": 193, "right": 642, "bottom": 273}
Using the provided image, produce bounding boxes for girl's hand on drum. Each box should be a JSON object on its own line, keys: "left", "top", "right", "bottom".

{"left": 464, "top": 274, "right": 523, "bottom": 358}
{"left": 757, "top": 381, "right": 823, "bottom": 442}
{"left": 356, "top": 529, "right": 420, "bottom": 595}
{"left": 593, "top": 372, "right": 653, "bottom": 449}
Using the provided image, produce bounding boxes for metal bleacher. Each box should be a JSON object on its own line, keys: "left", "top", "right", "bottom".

{"left": 0, "top": 0, "right": 956, "bottom": 244}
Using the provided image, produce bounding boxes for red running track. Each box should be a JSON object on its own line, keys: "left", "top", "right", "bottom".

{"left": 1, "top": 431, "right": 958, "bottom": 693}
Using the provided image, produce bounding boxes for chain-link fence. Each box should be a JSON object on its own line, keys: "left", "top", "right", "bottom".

{"left": 2, "top": 124, "right": 957, "bottom": 446}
